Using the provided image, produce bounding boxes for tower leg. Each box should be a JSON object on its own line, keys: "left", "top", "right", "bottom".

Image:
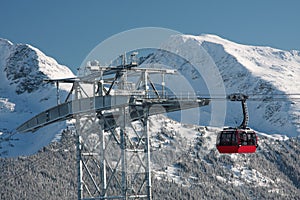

{"left": 99, "top": 121, "right": 107, "bottom": 198}
{"left": 76, "top": 121, "right": 83, "bottom": 200}
{"left": 144, "top": 106, "right": 152, "bottom": 200}
{"left": 121, "top": 107, "right": 128, "bottom": 199}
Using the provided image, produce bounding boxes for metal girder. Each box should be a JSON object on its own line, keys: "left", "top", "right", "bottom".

{"left": 17, "top": 96, "right": 209, "bottom": 133}
{"left": 17, "top": 61, "right": 211, "bottom": 200}
{"left": 74, "top": 104, "right": 153, "bottom": 200}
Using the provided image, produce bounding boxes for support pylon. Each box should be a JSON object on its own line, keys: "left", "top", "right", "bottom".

{"left": 16, "top": 60, "right": 210, "bottom": 200}
{"left": 75, "top": 102, "right": 153, "bottom": 199}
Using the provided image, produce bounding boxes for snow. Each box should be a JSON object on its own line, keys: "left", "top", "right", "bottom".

{"left": 153, "top": 164, "right": 187, "bottom": 186}
{"left": 1, "top": 122, "right": 67, "bottom": 157}
{"left": 0, "top": 98, "right": 15, "bottom": 112}
{"left": 216, "top": 175, "right": 227, "bottom": 183}
{"left": 229, "top": 164, "right": 275, "bottom": 187}
{"left": 144, "top": 34, "right": 300, "bottom": 137}
{"left": 0, "top": 32, "right": 300, "bottom": 159}
{"left": 0, "top": 38, "right": 74, "bottom": 157}
{"left": 202, "top": 127, "right": 220, "bottom": 151}
{"left": 148, "top": 116, "right": 280, "bottom": 190}
{"left": 257, "top": 132, "right": 289, "bottom": 141}
{"left": 195, "top": 34, "right": 300, "bottom": 94}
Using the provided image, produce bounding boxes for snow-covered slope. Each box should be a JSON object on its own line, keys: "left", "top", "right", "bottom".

{"left": 0, "top": 36, "right": 299, "bottom": 198}
{"left": 0, "top": 38, "right": 74, "bottom": 157}
{"left": 1, "top": 33, "right": 300, "bottom": 157}
{"left": 2, "top": 114, "right": 299, "bottom": 199}
{"left": 146, "top": 115, "right": 300, "bottom": 198}
{"left": 197, "top": 34, "right": 300, "bottom": 136}
{"left": 144, "top": 34, "right": 300, "bottom": 137}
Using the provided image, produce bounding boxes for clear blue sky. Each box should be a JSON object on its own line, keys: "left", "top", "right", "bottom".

{"left": 1, "top": 0, "right": 299, "bottom": 72}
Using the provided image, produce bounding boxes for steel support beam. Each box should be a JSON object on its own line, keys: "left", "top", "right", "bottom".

{"left": 17, "top": 64, "right": 211, "bottom": 200}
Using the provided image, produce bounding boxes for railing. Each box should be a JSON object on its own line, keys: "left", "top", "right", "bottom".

{"left": 109, "top": 90, "right": 214, "bottom": 101}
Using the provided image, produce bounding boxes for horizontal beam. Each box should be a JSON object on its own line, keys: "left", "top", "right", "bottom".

{"left": 16, "top": 96, "right": 210, "bottom": 133}
{"left": 44, "top": 66, "right": 176, "bottom": 84}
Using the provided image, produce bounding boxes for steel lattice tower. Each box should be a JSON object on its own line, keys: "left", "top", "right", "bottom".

{"left": 17, "top": 55, "right": 210, "bottom": 199}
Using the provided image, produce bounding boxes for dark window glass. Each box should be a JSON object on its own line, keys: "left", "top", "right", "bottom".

{"left": 220, "top": 131, "right": 236, "bottom": 146}
{"left": 239, "top": 131, "right": 257, "bottom": 146}
{"left": 240, "top": 132, "right": 247, "bottom": 145}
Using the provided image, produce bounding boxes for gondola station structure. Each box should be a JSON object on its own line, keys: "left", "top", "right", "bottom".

{"left": 17, "top": 53, "right": 257, "bottom": 200}
{"left": 17, "top": 53, "right": 211, "bottom": 200}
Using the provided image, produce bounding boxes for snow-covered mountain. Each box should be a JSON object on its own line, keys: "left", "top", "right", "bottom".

{"left": 1, "top": 115, "right": 299, "bottom": 199}
{"left": 143, "top": 34, "right": 300, "bottom": 137}
{"left": 1, "top": 34, "right": 300, "bottom": 156}
{"left": 196, "top": 34, "right": 300, "bottom": 136}
{"left": 0, "top": 35, "right": 300, "bottom": 199}
{"left": 0, "top": 38, "right": 74, "bottom": 157}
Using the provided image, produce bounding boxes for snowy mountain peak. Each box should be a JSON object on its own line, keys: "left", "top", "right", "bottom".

{"left": 1, "top": 39, "right": 74, "bottom": 95}
{"left": 196, "top": 34, "right": 236, "bottom": 44}
{"left": 0, "top": 38, "right": 13, "bottom": 47}
{"left": 0, "top": 36, "right": 299, "bottom": 199}
{"left": 0, "top": 39, "right": 74, "bottom": 156}
{"left": 0, "top": 34, "right": 300, "bottom": 157}
{"left": 148, "top": 34, "right": 300, "bottom": 136}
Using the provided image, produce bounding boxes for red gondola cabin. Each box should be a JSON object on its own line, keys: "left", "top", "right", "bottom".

{"left": 216, "top": 128, "right": 258, "bottom": 154}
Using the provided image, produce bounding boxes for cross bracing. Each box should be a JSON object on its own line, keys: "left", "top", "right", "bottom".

{"left": 17, "top": 58, "right": 210, "bottom": 200}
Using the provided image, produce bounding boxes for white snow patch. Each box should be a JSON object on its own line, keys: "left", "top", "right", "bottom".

{"left": 216, "top": 175, "right": 227, "bottom": 183}
{"left": 0, "top": 98, "right": 15, "bottom": 112}
{"left": 154, "top": 165, "right": 186, "bottom": 186}
{"left": 258, "top": 132, "right": 289, "bottom": 141}
{"left": 229, "top": 164, "right": 275, "bottom": 187}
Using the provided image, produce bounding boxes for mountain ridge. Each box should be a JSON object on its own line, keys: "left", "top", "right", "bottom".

{"left": 0, "top": 34, "right": 299, "bottom": 157}
{"left": 0, "top": 35, "right": 299, "bottom": 199}
{"left": 0, "top": 38, "right": 74, "bottom": 157}
{"left": 156, "top": 34, "right": 300, "bottom": 136}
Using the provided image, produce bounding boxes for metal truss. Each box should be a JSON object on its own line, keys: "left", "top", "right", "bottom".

{"left": 17, "top": 56, "right": 210, "bottom": 200}
{"left": 75, "top": 105, "right": 152, "bottom": 199}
